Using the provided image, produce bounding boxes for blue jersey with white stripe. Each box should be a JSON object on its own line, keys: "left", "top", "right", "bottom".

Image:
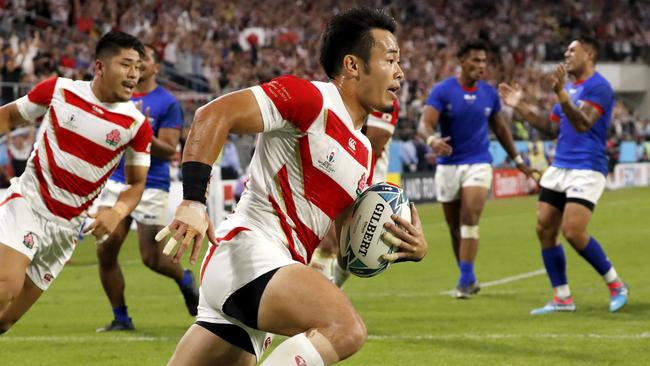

{"left": 426, "top": 77, "right": 501, "bottom": 165}
{"left": 550, "top": 72, "right": 613, "bottom": 176}
{"left": 110, "top": 86, "right": 183, "bottom": 191}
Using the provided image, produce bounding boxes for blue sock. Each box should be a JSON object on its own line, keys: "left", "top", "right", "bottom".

{"left": 541, "top": 245, "right": 568, "bottom": 288}
{"left": 458, "top": 261, "right": 476, "bottom": 287}
{"left": 112, "top": 306, "right": 131, "bottom": 324}
{"left": 578, "top": 237, "right": 612, "bottom": 276}
{"left": 176, "top": 269, "right": 194, "bottom": 289}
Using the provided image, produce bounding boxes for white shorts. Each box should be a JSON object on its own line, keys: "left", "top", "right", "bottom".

{"left": 540, "top": 166, "right": 606, "bottom": 205}
{"left": 197, "top": 215, "right": 299, "bottom": 360}
{"left": 0, "top": 186, "right": 78, "bottom": 290}
{"left": 434, "top": 163, "right": 493, "bottom": 203}
{"left": 95, "top": 179, "right": 169, "bottom": 226}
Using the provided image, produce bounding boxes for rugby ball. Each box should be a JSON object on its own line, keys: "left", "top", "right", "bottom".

{"left": 340, "top": 183, "right": 411, "bottom": 278}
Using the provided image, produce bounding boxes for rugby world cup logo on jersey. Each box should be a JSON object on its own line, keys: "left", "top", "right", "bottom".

{"left": 317, "top": 143, "right": 339, "bottom": 174}
{"left": 106, "top": 129, "right": 122, "bottom": 147}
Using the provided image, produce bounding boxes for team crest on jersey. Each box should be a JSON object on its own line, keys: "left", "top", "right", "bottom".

{"left": 263, "top": 336, "right": 272, "bottom": 351}
{"left": 43, "top": 273, "right": 53, "bottom": 284}
{"left": 23, "top": 232, "right": 35, "bottom": 249}
{"left": 356, "top": 172, "right": 367, "bottom": 196}
{"left": 106, "top": 129, "right": 122, "bottom": 147}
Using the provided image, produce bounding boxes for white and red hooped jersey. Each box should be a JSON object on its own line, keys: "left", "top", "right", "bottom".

{"left": 366, "top": 99, "right": 399, "bottom": 183}
{"left": 236, "top": 75, "right": 373, "bottom": 264}
{"left": 14, "top": 77, "right": 152, "bottom": 228}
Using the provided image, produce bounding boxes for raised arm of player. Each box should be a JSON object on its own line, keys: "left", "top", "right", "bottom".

{"left": 550, "top": 64, "right": 603, "bottom": 132}
{"left": 157, "top": 90, "right": 266, "bottom": 265}
{"left": 498, "top": 82, "right": 560, "bottom": 137}
{"left": 418, "top": 105, "right": 452, "bottom": 156}
{"left": 0, "top": 100, "right": 39, "bottom": 134}
{"left": 489, "top": 112, "right": 532, "bottom": 177}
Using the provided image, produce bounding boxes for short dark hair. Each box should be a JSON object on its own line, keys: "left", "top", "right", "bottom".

{"left": 457, "top": 39, "right": 489, "bottom": 59}
{"left": 95, "top": 31, "right": 145, "bottom": 60}
{"left": 577, "top": 35, "right": 600, "bottom": 62}
{"left": 145, "top": 44, "right": 162, "bottom": 64}
{"left": 319, "top": 7, "right": 396, "bottom": 79}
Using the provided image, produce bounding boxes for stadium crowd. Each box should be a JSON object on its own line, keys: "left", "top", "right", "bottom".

{"left": 1, "top": 0, "right": 650, "bottom": 183}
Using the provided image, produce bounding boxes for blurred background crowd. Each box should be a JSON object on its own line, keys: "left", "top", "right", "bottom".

{"left": 1, "top": 0, "right": 650, "bottom": 186}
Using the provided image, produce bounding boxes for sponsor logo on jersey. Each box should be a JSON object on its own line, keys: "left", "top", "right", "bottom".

{"left": 464, "top": 94, "right": 477, "bottom": 103}
{"left": 106, "top": 129, "right": 122, "bottom": 147}
{"left": 294, "top": 355, "right": 307, "bottom": 366}
{"left": 23, "top": 232, "right": 35, "bottom": 249}
{"left": 348, "top": 137, "right": 357, "bottom": 152}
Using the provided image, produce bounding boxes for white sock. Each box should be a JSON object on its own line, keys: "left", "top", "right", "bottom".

{"left": 554, "top": 284, "right": 571, "bottom": 299}
{"left": 309, "top": 248, "right": 335, "bottom": 281}
{"left": 260, "top": 333, "right": 324, "bottom": 366}
{"left": 332, "top": 258, "right": 350, "bottom": 288}
{"left": 603, "top": 267, "right": 618, "bottom": 284}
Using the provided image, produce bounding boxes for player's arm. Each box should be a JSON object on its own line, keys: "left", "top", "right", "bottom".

{"left": 365, "top": 125, "right": 392, "bottom": 160}
{"left": 158, "top": 89, "right": 266, "bottom": 264}
{"left": 489, "top": 112, "right": 531, "bottom": 176}
{"left": 0, "top": 102, "right": 36, "bottom": 135}
{"left": 150, "top": 128, "right": 181, "bottom": 160}
{"left": 549, "top": 64, "right": 601, "bottom": 132}
{"left": 498, "top": 82, "right": 560, "bottom": 137}
{"left": 418, "top": 105, "right": 451, "bottom": 156}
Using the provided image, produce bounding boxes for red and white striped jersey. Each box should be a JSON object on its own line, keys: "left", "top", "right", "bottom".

{"left": 14, "top": 77, "right": 152, "bottom": 228}
{"left": 367, "top": 99, "right": 399, "bottom": 183}
{"left": 236, "top": 75, "right": 373, "bottom": 264}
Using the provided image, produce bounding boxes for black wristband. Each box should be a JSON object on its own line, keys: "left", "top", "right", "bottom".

{"left": 182, "top": 161, "right": 212, "bottom": 204}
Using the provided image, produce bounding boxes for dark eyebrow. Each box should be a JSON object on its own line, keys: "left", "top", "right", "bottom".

{"left": 387, "top": 49, "right": 399, "bottom": 54}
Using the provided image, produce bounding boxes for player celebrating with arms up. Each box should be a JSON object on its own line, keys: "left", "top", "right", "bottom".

{"left": 157, "top": 8, "right": 428, "bottom": 366}
{"left": 0, "top": 31, "right": 152, "bottom": 333}
{"left": 499, "top": 35, "right": 628, "bottom": 314}
{"left": 418, "top": 40, "right": 531, "bottom": 299}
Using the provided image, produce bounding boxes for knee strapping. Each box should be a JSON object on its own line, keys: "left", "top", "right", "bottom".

{"left": 460, "top": 225, "right": 480, "bottom": 239}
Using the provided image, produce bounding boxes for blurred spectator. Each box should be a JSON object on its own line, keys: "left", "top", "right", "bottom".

{"left": 220, "top": 135, "right": 242, "bottom": 180}
{"left": 6, "top": 126, "right": 35, "bottom": 177}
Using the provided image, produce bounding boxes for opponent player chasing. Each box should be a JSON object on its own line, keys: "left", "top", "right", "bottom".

{"left": 0, "top": 31, "right": 152, "bottom": 333}
{"left": 418, "top": 40, "right": 531, "bottom": 299}
{"left": 499, "top": 35, "right": 629, "bottom": 314}
{"left": 157, "top": 8, "right": 428, "bottom": 365}
{"left": 94, "top": 44, "right": 198, "bottom": 332}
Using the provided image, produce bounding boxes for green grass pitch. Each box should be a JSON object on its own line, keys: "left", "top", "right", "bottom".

{"left": 2, "top": 187, "right": 649, "bottom": 365}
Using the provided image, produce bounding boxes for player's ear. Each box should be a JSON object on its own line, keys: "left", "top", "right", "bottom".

{"left": 94, "top": 59, "right": 105, "bottom": 78}
{"left": 342, "top": 54, "right": 360, "bottom": 78}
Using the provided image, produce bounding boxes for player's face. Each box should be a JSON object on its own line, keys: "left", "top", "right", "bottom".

{"left": 100, "top": 48, "right": 141, "bottom": 102}
{"left": 358, "top": 29, "right": 403, "bottom": 113}
{"left": 139, "top": 47, "right": 159, "bottom": 84}
{"left": 564, "top": 41, "right": 587, "bottom": 75}
{"left": 460, "top": 50, "right": 487, "bottom": 81}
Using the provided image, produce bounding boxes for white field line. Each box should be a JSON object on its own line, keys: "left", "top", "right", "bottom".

{"left": 2, "top": 332, "right": 649, "bottom": 343}
{"left": 438, "top": 268, "right": 547, "bottom": 296}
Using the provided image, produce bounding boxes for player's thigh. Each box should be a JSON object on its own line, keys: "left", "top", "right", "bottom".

{"left": 95, "top": 211, "right": 132, "bottom": 261}
{"left": 561, "top": 203, "right": 592, "bottom": 247}
{"left": 459, "top": 186, "right": 489, "bottom": 224}
{"left": 258, "top": 263, "right": 363, "bottom": 337}
{"left": 136, "top": 223, "right": 164, "bottom": 260}
{"left": 0, "top": 244, "right": 30, "bottom": 301}
{"left": 168, "top": 324, "right": 256, "bottom": 366}
{"left": 0, "top": 275, "right": 43, "bottom": 330}
{"left": 441, "top": 200, "right": 461, "bottom": 229}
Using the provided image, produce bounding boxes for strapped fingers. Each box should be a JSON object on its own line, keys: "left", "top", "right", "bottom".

{"left": 174, "top": 229, "right": 196, "bottom": 263}
{"left": 162, "top": 237, "right": 178, "bottom": 256}
{"left": 155, "top": 226, "right": 172, "bottom": 242}
{"left": 381, "top": 252, "right": 401, "bottom": 263}
{"left": 382, "top": 231, "right": 401, "bottom": 248}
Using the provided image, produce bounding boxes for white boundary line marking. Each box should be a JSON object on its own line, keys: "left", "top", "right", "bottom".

{"left": 439, "top": 268, "right": 547, "bottom": 296}
{"left": 3, "top": 332, "right": 648, "bottom": 343}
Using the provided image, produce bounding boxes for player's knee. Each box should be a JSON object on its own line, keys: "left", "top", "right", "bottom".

{"left": 0, "top": 279, "right": 18, "bottom": 309}
{"left": 96, "top": 245, "right": 119, "bottom": 268}
{"left": 0, "top": 317, "right": 16, "bottom": 334}
{"left": 561, "top": 225, "right": 588, "bottom": 247}
{"left": 141, "top": 252, "right": 160, "bottom": 271}
{"left": 460, "top": 225, "right": 479, "bottom": 240}
{"left": 327, "top": 314, "right": 367, "bottom": 358}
